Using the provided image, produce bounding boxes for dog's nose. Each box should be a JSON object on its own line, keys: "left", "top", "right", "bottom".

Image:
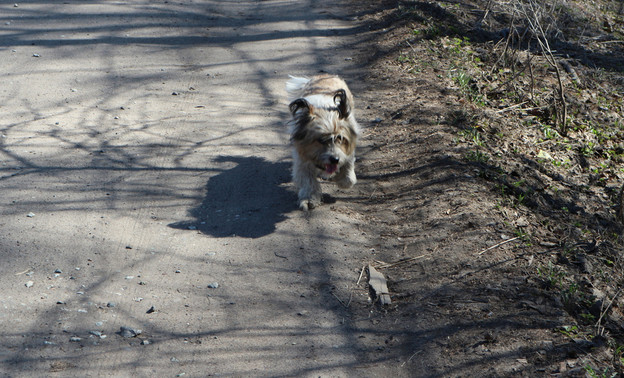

{"left": 329, "top": 156, "right": 339, "bottom": 164}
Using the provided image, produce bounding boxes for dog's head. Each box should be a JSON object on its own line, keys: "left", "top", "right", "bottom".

{"left": 289, "top": 90, "right": 358, "bottom": 178}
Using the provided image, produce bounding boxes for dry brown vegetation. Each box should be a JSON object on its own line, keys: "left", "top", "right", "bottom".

{"left": 351, "top": 0, "right": 624, "bottom": 375}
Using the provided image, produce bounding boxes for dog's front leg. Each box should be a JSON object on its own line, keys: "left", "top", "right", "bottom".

{"left": 293, "top": 157, "right": 322, "bottom": 211}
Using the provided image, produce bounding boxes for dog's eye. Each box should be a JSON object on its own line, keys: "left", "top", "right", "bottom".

{"left": 335, "top": 135, "right": 344, "bottom": 145}
{"left": 317, "top": 137, "right": 331, "bottom": 145}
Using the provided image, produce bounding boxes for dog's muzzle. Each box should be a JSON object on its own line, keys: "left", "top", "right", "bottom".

{"left": 317, "top": 156, "right": 339, "bottom": 175}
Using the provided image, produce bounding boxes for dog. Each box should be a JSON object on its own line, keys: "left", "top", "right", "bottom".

{"left": 286, "top": 74, "right": 360, "bottom": 211}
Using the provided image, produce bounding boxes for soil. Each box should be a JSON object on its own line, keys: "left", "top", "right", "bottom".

{"left": 344, "top": 0, "right": 624, "bottom": 376}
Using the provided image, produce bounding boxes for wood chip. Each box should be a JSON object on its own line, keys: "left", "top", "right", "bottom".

{"left": 368, "top": 264, "right": 391, "bottom": 305}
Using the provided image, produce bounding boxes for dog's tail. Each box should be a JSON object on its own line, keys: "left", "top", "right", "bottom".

{"left": 286, "top": 75, "right": 310, "bottom": 100}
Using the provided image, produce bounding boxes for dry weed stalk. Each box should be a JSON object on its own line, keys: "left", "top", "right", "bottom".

{"left": 512, "top": 0, "right": 568, "bottom": 135}
{"left": 619, "top": 183, "right": 624, "bottom": 223}
{"left": 522, "top": 1, "right": 568, "bottom": 135}
{"left": 489, "top": 1, "right": 569, "bottom": 134}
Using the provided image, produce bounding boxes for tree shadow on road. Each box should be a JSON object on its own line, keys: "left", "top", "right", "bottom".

{"left": 169, "top": 156, "right": 296, "bottom": 238}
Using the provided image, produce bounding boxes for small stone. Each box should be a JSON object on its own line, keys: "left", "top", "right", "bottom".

{"left": 56, "top": 301, "right": 65, "bottom": 305}
{"left": 146, "top": 306, "right": 155, "bottom": 314}
{"left": 119, "top": 326, "right": 142, "bottom": 338}
{"left": 32, "top": 54, "right": 40, "bottom": 58}
{"left": 25, "top": 281, "right": 34, "bottom": 288}
{"left": 175, "top": 270, "right": 181, "bottom": 273}
{"left": 70, "top": 337, "right": 82, "bottom": 342}
{"left": 539, "top": 241, "right": 557, "bottom": 247}
{"left": 89, "top": 330, "right": 103, "bottom": 338}
{"left": 515, "top": 217, "right": 529, "bottom": 227}
{"left": 537, "top": 150, "right": 553, "bottom": 160}
{"left": 107, "top": 302, "right": 116, "bottom": 308}
{"left": 207, "top": 282, "right": 219, "bottom": 289}
{"left": 54, "top": 269, "right": 62, "bottom": 274}
{"left": 141, "top": 339, "right": 151, "bottom": 345}
{"left": 26, "top": 212, "right": 35, "bottom": 218}
{"left": 172, "top": 92, "right": 179, "bottom": 96}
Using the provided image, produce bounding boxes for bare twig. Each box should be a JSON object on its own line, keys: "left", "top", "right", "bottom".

{"left": 495, "top": 101, "right": 528, "bottom": 113}
{"left": 527, "top": 50, "right": 535, "bottom": 101}
{"left": 595, "top": 288, "right": 622, "bottom": 336}
{"left": 489, "top": 62, "right": 530, "bottom": 93}
{"left": 373, "top": 253, "right": 432, "bottom": 269}
{"left": 477, "top": 236, "right": 521, "bottom": 255}
{"left": 475, "top": 0, "right": 492, "bottom": 29}
{"left": 356, "top": 264, "right": 366, "bottom": 285}
{"left": 401, "top": 350, "right": 422, "bottom": 367}
{"left": 619, "top": 183, "right": 624, "bottom": 223}
{"left": 331, "top": 291, "right": 349, "bottom": 308}
{"left": 15, "top": 268, "right": 33, "bottom": 276}
{"left": 490, "top": 12, "right": 516, "bottom": 76}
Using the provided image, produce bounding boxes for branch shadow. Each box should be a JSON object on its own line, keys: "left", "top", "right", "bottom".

{"left": 168, "top": 155, "right": 296, "bottom": 238}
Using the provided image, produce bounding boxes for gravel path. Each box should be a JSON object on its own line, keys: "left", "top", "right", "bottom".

{"left": 0, "top": 1, "right": 380, "bottom": 376}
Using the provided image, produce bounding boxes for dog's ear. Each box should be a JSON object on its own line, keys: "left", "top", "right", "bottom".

{"left": 289, "top": 99, "right": 313, "bottom": 142}
{"left": 289, "top": 98, "right": 313, "bottom": 115}
{"left": 333, "top": 89, "right": 350, "bottom": 119}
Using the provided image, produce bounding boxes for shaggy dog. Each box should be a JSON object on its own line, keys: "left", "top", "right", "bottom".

{"left": 286, "top": 74, "right": 360, "bottom": 210}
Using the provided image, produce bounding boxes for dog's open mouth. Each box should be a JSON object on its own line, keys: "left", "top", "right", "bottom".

{"left": 325, "top": 164, "right": 338, "bottom": 175}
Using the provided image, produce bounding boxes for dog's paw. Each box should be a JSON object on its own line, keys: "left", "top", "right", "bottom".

{"left": 298, "top": 195, "right": 321, "bottom": 211}
{"left": 336, "top": 172, "right": 357, "bottom": 189}
{"left": 299, "top": 200, "right": 311, "bottom": 211}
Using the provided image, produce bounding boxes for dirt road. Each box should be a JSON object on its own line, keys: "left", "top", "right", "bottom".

{"left": 0, "top": 1, "right": 389, "bottom": 376}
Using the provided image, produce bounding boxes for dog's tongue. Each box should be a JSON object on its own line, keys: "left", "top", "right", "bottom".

{"left": 325, "top": 164, "right": 338, "bottom": 174}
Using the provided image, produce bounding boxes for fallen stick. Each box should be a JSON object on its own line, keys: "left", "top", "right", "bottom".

{"left": 15, "top": 268, "right": 33, "bottom": 276}
{"left": 495, "top": 101, "right": 528, "bottom": 113}
{"left": 401, "top": 350, "right": 422, "bottom": 367}
{"left": 331, "top": 292, "right": 348, "bottom": 308}
{"left": 356, "top": 264, "right": 366, "bottom": 285}
{"left": 477, "top": 236, "right": 521, "bottom": 255}
{"left": 374, "top": 253, "right": 432, "bottom": 269}
{"left": 595, "top": 288, "right": 622, "bottom": 336}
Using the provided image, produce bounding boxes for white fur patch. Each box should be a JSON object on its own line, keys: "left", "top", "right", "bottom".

{"left": 301, "top": 94, "right": 337, "bottom": 109}
{"left": 286, "top": 75, "right": 310, "bottom": 100}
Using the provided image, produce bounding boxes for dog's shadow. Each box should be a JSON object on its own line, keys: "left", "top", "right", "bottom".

{"left": 169, "top": 156, "right": 296, "bottom": 238}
